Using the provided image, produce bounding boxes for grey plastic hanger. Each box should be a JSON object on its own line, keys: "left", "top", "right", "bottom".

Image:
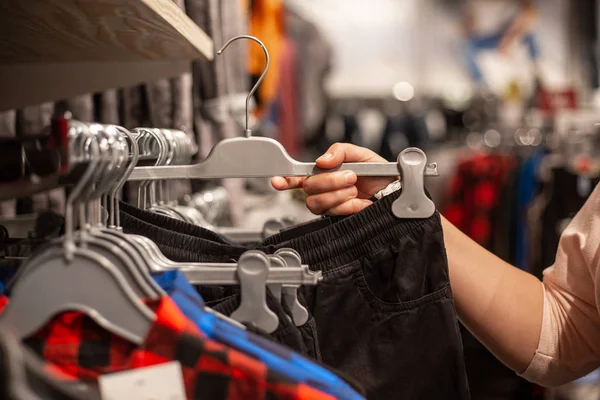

{"left": 155, "top": 129, "right": 200, "bottom": 222}
{"left": 266, "top": 254, "right": 286, "bottom": 303}
{"left": 0, "top": 326, "right": 39, "bottom": 400}
{"left": 84, "top": 125, "right": 171, "bottom": 298}
{"left": 61, "top": 124, "right": 317, "bottom": 333}
{"left": 266, "top": 254, "right": 294, "bottom": 323}
{"left": 391, "top": 148, "right": 436, "bottom": 218}
{"left": 108, "top": 125, "right": 140, "bottom": 230}
{"left": 215, "top": 217, "right": 296, "bottom": 246}
{"left": 97, "top": 130, "right": 242, "bottom": 290}
{"left": 230, "top": 251, "right": 279, "bottom": 333}
{"left": 106, "top": 127, "right": 189, "bottom": 272}
{"left": 79, "top": 124, "right": 163, "bottom": 298}
{"left": 72, "top": 125, "right": 152, "bottom": 294}
{"left": 262, "top": 218, "right": 288, "bottom": 239}
{"left": 138, "top": 128, "right": 192, "bottom": 222}
{"left": 109, "top": 127, "right": 204, "bottom": 276}
{"left": 275, "top": 249, "right": 310, "bottom": 326}
{"left": 62, "top": 123, "right": 157, "bottom": 299}
{"left": 21, "top": 342, "right": 101, "bottom": 400}
{"left": 0, "top": 139, "right": 155, "bottom": 345}
{"left": 2, "top": 247, "right": 155, "bottom": 344}
{"left": 4, "top": 337, "right": 95, "bottom": 400}
{"left": 135, "top": 128, "right": 163, "bottom": 210}
{"left": 127, "top": 35, "right": 438, "bottom": 219}
{"left": 180, "top": 260, "right": 320, "bottom": 285}
{"left": 128, "top": 135, "right": 438, "bottom": 181}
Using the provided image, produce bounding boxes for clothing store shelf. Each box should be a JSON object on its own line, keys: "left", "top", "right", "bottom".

{"left": 0, "top": 0, "right": 214, "bottom": 111}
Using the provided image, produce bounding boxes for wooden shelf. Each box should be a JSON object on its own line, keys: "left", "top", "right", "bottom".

{"left": 0, "top": 0, "right": 214, "bottom": 111}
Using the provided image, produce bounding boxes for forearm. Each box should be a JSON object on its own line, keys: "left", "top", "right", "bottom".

{"left": 441, "top": 215, "right": 544, "bottom": 373}
{"left": 280, "top": 141, "right": 600, "bottom": 385}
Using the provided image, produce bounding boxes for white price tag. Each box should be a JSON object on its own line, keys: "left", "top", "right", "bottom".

{"left": 99, "top": 361, "right": 186, "bottom": 400}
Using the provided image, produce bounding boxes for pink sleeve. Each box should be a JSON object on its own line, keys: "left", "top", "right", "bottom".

{"left": 520, "top": 182, "right": 600, "bottom": 386}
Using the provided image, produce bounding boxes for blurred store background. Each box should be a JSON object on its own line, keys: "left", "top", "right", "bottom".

{"left": 2, "top": 1, "right": 600, "bottom": 398}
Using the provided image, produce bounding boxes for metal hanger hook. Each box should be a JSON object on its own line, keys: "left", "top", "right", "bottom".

{"left": 64, "top": 136, "right": 100, "bottom": 261}
{"left": 110, "top": 126, "right": 139, "bottom": 229}
{"left": 217, "top": 35, "right": 270, "bottom": 138}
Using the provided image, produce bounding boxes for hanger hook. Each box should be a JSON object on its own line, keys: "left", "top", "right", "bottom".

{"left": 217, "top": 35, "right": 270, "bottom": 138}
{"left": 64, "top": 132, "right": 100, "bottom": 261}
{"left": 110, "top": 126, "right": 139, "bottom": 229}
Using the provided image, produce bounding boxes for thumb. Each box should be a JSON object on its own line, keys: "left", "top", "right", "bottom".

{"left": 316, "top": 143, "right": 384, "bottom": 169}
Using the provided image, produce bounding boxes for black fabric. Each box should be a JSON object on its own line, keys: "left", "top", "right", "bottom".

{"left": 1, "top": 238, "right": 47, "bottom": 258}
{"left": 0, "top": 337, "right": 7, "bottom": 400}
{"left": 276, "top": 216, "right": 336, "bottom": 243}
{"left": 490, "top": 164, "right": 520, "bottom": 265}
{"left": 461, "top": 163, "right": 529, "bottom": 400}
{"left": 379, "top": 114, "right": 428, "bottom": 162}
{"left": 120, "top": 210, "right": 246, "bottom": 262}
{"left": 203, "top": 289, "right": 309, "bottom": 357}
{"left": 260, "top": 190, "right": 470, "bottom": 400}
{"left": 118, "top": 207, "right": 369, "bottom": 395}
{"left": 34, "top": 211, "right": 65, "bottom": 240}
{"left": 118, "top": 210, "right": 314, "bottom": 357}
{"left": 241, "top": 318, "right": 365, "bottom": 397}
{"left": 460, "top": 322, "right": 523, "bottom": 400}
{"left": 297, "top": 315, "right": 321, "bottom": 362}
{"left": 119, "top": 201, "right": 236, "bottom": 245}
{"left": 120, "top": 199, "right": 469, "bottom": 398}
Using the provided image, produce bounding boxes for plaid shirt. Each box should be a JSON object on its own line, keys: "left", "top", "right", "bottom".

{"left": 0, "top": 299, "right": 98, "bottom": 400}
{"left": 153, "top": 270, "right": 364, "bottom": 400}
{"left": 443, "top": 153, "right": 515, "bottom": 247}
{"left": 0, "top": 296, "right": 334, "bottom": 400}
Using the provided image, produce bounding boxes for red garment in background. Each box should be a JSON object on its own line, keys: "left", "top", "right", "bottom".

{"left": 538, "top": 87, "right": 577, "bottom": 116}
{"left": 276, "top": 38, "right": 301, "bottom": 157}
{"left": 443, "top": 153, "right": 516, "bottom": 246}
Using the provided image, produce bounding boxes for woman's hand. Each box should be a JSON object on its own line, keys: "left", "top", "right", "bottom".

{"left": 271, "top": 143, "right": 396, "bottom": 216}
{"left": 274, "top": 143, "right": 546, "bottom": 380}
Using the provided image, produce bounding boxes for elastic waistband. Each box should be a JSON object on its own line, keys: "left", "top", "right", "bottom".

{"left": 118, "top": 201, "right": 235, "bottom": 245}
{"left": 119, "top": 211, "right": 246, "bottom": 263}
{"left": 259, "top": 189, "right": 443, "bottom": 273}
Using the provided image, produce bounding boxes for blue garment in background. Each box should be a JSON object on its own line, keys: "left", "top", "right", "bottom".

{"left": 153, "top": 270, "right": 364, "bottom": 400}
{"left": 0, "top": 266, "right": 18, "bottom": 295}
{"left": 466, "top": 19, "right": 539, "bottom": 82}
{"left": 515, "top": 152, "right": 545, "bottom": 270}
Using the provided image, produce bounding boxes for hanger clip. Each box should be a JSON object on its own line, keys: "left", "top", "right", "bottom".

{"left": 391, "top": 148, "right": 436, "bottom": 219}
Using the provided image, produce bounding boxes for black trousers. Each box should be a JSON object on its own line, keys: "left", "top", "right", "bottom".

{"left": 261, "top": 192, "right": 470, "bottom": 399}
{"left": 120, "top": 192, "right": 470, "bottom": 399}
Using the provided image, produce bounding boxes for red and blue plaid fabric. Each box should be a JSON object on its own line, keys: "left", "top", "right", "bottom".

{"left": 443, "top": 153, "right": 515, "bottom": 246}
{"left": 153, "top": 270, "right": 364, "bottom": 400}
{"left": 0, "top": 296, "right": 334, "bottom": 400}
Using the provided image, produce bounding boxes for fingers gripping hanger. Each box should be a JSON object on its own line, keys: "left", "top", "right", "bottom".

{"left": 127, "top": 35, "right": 438, "bottom": 218}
